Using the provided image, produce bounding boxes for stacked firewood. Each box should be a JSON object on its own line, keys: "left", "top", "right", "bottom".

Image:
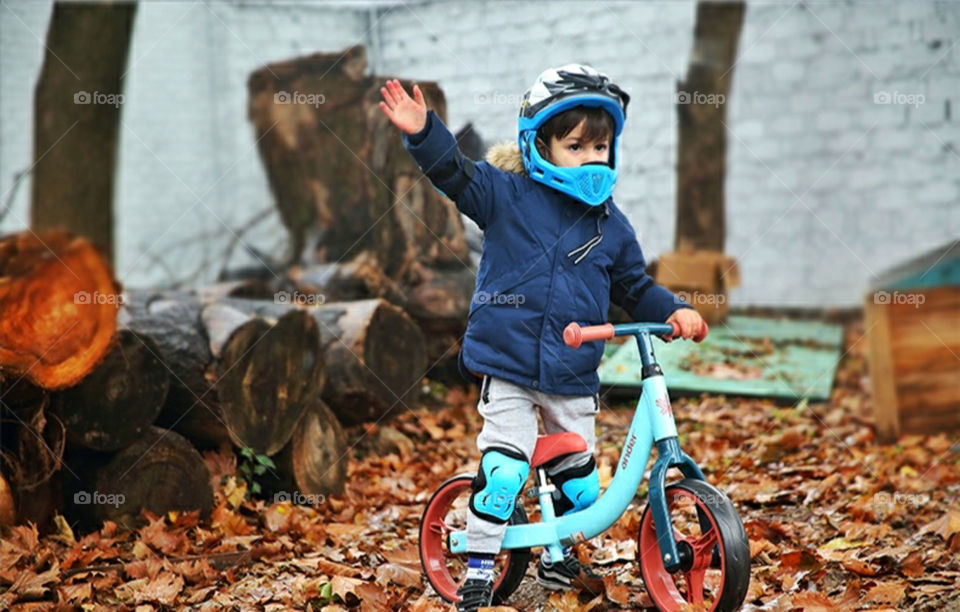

{"left": 0, "top": 230, "right": 430, "bottom": 534}
{"left": 1, "top": 46, "right": 475, "bottom": 534}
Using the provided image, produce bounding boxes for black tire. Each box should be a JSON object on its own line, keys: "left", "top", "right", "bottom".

{"left": 638, "top": 478, "right": 750, "bottom": 611}
{"left": 419, "top": 474, "right": 531, "bottom": 604}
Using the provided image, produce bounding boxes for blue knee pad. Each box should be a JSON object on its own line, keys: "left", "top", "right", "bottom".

{"left": 469, "top": 447, "right": 530, "bottom": 524}
{"left": 550, "top": 456, "right": 600, "bottom": 516}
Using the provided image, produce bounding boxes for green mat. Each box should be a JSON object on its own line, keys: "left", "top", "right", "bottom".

{"left": 598, "top": 315, "right": 844, "bottom": 401}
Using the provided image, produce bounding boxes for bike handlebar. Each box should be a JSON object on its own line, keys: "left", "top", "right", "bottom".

{"left": 563, "top": 320, "right": 708, "bottom": 349}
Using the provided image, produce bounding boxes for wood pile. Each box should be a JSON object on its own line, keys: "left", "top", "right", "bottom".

{"left": 2, "top": 46, "right": 467, "bottom": 533}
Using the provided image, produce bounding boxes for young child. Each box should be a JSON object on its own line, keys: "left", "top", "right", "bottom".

{"left": 379, "top": 64, "right": 707, "bottom": 611}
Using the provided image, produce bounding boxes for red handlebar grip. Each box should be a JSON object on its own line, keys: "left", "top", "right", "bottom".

{"left": 563, "top": 322, "right": 615, "bottom": 349}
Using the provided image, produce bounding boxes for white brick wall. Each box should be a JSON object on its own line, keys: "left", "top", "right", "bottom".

{"left": 0, "top": 0, "right": 52, "bottom": 235}
{"left": 2, "top": 0, "right": 957, "bottom": 306}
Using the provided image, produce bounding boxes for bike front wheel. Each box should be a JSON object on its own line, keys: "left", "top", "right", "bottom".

{"left": 639, "top": 478, "right": 750, "bottom": 611}
{"left": 419, "top": 474, "right": 531, "bottom": 604}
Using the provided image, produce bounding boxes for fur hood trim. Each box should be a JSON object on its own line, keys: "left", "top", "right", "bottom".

{"left": 484, "top": 141, "right": 526, "bottom": 175}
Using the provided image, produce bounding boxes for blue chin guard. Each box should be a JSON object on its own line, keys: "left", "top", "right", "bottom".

{"left": 518, "top": 95, "right": 625, "bottom": 207}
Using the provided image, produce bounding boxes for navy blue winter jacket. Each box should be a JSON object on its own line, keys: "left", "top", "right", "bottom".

{"left": 403, "top": 110, "right": 691, "bottom": 396}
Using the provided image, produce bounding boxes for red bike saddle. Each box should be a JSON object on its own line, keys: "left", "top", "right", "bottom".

{"left": 530, "top": 432, "right": 588, "bottom": 468}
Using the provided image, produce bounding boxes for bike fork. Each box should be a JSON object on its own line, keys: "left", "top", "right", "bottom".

{"left": 648, "top": 436, "right": 708, "bottom": 572}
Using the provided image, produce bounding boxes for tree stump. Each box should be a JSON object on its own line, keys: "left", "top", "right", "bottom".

{"left": 247, "top": 45, "right": 469, "bottom": 273}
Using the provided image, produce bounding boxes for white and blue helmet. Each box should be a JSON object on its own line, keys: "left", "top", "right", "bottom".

{"left": 518, "top": 64, "right": 630, "bottom": 206}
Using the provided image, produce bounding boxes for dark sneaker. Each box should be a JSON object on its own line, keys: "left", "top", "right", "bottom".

{"left": 456, "top": 577, "right": 494, "bottom": 612}
{"left": 536, "top": 553, "right": 604, "bottom": 595}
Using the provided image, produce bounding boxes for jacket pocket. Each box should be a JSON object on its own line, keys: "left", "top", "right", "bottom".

{"left": 481, "top": 375, "right": 491, "bottom": 404}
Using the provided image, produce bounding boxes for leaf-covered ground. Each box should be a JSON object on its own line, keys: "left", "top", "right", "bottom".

{"left": 2, "top": 319, "right": 958, "bottom": 611}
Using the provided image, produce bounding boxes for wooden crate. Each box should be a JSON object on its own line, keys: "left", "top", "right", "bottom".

{"left": 654, "top": 250, "right": 740, "bottom": 325}
{"left": 865, "top": 242, "right": 960, "bottom": 441}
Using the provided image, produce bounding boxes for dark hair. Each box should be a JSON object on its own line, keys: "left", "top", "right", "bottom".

{"left": 535, "top": 106, "right": 614, "bottom": 159}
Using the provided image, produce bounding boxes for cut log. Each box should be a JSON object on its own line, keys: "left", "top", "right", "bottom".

{"left": 289, "top": 259, "right": 471, "bottom": 383}
{"left": 311, "top": 298, "right": 427, "bottom": 425}
{"left": 0, "top": 377, "right": 48, "bottom": 423}
{"left": 208, "top": 252, "right": 408, "bottom": 305}
{"left": 122, "top": 292, "right": 324, "bottom": 455}
{"left": 289, "top": 256, "right": 475, "bottom": 386}
{"left": 120, "top": 294, "right": 213, "bottom": 427}
{"left": 218, "top": 297, "right": 427, "bottom": 426}
{"left": 88, "top": 426, "right": 213, "bottom": 529}
{"left": 263, "top": 399, "right": 348, "bottom": 501}
{"left": 0, "top": 231, "right": 120, "bottom": 389}
{"left": 247, "top": 45, "right": 470, "bottom": 274}
{"left": 207, "top": 303, "right": 324, "bottom": 455}
{"left": 50, "top": 329, "right": 170, "bottom": 451}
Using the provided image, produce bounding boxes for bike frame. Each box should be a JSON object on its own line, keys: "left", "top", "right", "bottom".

{"left": 447, "top": 323, "right": 706, "bottom": 572}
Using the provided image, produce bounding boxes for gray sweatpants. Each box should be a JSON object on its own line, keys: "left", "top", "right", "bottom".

{"left": 466, "top": 375, "right": 599, "bottom": 554}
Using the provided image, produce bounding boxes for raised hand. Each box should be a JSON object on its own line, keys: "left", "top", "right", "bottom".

{"left": 379, "top": 78, "right": 428, "bottom": 134}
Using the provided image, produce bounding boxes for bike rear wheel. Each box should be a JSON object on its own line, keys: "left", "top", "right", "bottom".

{"left": 639, "top": 478, "right": 750, "bottom": 611}
{"left": 419, "top": 474, "right": 530, "bottom": 604}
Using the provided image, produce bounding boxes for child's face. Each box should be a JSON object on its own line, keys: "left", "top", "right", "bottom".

{"left": 547, "top": 120, "right": 611, "bottom": 168}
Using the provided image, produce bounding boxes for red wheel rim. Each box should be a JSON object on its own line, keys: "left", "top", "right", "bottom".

{"left": 419, "top": 477, "right": 511, "bottom": 602}
{"left": 639, "top": 487, "right": 726, "bottom": 611}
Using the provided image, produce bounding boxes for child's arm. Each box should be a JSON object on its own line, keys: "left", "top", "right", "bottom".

{"left": 379, "top": 79, "right": 504, "bottom": 230}
{"left": 610, "top": 233, "right": 707, "bottom": 341}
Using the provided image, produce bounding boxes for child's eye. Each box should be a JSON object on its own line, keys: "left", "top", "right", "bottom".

{"left": 596, "top": 144, "right": 608, "bottom": 151}
{"left": 568, "top": 144, "right": 581, "bottom": 151}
